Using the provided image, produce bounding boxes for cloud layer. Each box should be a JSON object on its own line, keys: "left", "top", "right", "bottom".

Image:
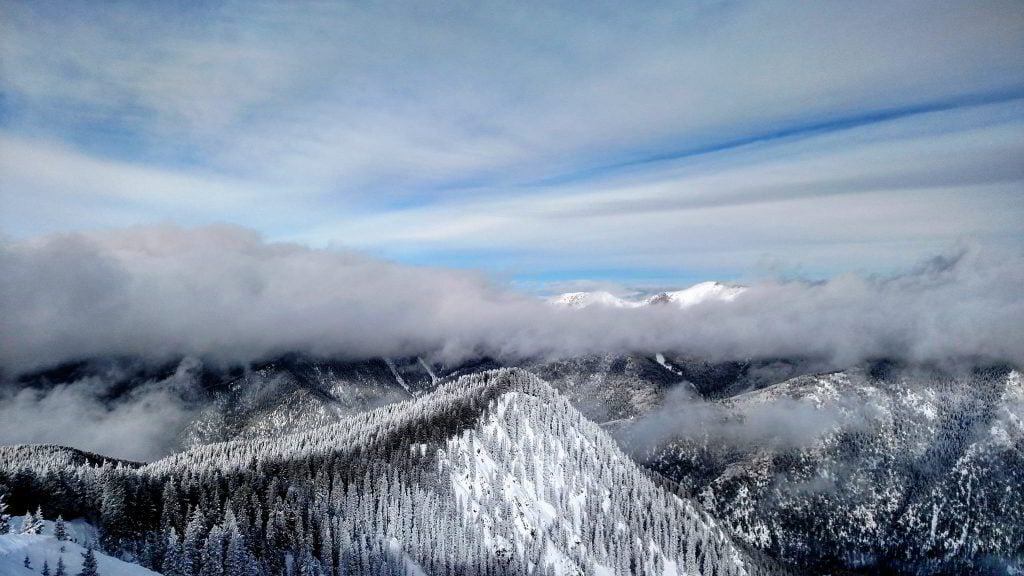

{"left": 2, "top": 225, "right": 1021, "bottom": 376}
{"left": 0, "top": 358, "right": 201, "bottom": 460}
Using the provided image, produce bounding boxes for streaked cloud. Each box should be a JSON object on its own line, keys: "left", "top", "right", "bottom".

{"left": 1, "top": 0, "right": 1022, "bottom": 284}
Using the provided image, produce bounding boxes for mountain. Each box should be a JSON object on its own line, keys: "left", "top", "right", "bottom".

{"left": 547, "top": 291, "right": 641, "bottom": 309}
{"left": 0, "top": 369, "right": 781, "bottom": 576}
{"left": 182, "top": 355, "right": 438, "bottom": 447}
{"left": 616, "top": 364, "right": 1024, "bottom": 574}
{"left": 644, "top": 282, "right": 746, "bottom": 308}
{"left": 181, "top": 353, "right": 810, "bottom": 448}
{"left": 549, "top": 282, "right": 746, "bottom": 309}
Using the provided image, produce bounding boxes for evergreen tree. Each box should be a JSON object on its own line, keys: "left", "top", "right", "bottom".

{"left": 42, "top": 559, "right": 51, "bottom": 576}
{"left": 24, "top": 554, "right": 32, "bottom": 569}
{"left": 0, "top": 491, "right": 10, "bottom": 534}
{"left": 55, "top": 557, "right": 66, "bottom": 576}
{"left": 100, "top": 473, "right": 129, "bottom": 549}
{"left": 54, "top": 515, "right": 68, "bottom": 541}
{"left": 34, "top": 506, "right": 45, "bottom": 533}
{"left": 224, "top": 518, "right": 256, "bottom": 576}
{"left": 78, "top": 546, "right": 99, "bottom": 576}
{"left": 182, "top": 507, "right": 209, "bottom": 573}
{"left": 162, "top": 528, "right": 189, "bottom": 576}
{"left": 21, "top": 508, "right": 42, "bottom": 534}
{"left": 199, "top": 524, "right": 226, "bottom": 576}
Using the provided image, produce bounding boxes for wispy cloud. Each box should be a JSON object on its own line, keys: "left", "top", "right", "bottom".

{"left": 1, "top": 0, "right": 1022, "bottom": 283}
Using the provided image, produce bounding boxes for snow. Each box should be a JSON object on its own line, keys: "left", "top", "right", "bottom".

{"left": 654, "top": 353, "right": 683, "bottom": 375}
{"left": 649, "top": 282, "right": 746, "bottom": 308}
{"left": 549, "top": 282, "right": 745, "bottom": 309}
{"left": 1, "top": 520, "right": 160, "bottom": 576}
{"left": 383, "top": 357, "right": 414, "bottom": 396}
{"left": 416, "top": 357, "right": 438, "bottom": 384}
{"left": 548, "top": 291, "right": 640, "bottom": 309}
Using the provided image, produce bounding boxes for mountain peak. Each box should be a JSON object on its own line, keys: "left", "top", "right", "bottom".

{"left": 550, "top": 281, "right": 746, "bottom": 309}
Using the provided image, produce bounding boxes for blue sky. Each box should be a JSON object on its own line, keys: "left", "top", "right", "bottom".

{"left": 2, "top": 0, "right": 1023, "bottom": 291}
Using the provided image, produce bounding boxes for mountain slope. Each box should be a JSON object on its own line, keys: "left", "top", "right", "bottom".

{"left": 549, "top": 282, "right": 746, "bottom": 310}
{"left": 618, "top": 365, "right": 1024, "bottom": 574}
{"left": 1, "top": 369, "right": 778, "bottom": 576}
{"left": 181, "top": 355, "right": 436, "bottom": 447}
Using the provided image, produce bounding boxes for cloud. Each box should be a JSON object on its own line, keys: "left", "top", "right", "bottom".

{"left": 2, "top": 1, "right": 1022, "bottom": 226}
{"left": 1, "top": 225, "right": 1021, "bottom": 377}
{"left": 0, "top": 358, "right": 201, "bottom": 460}
{"left": 617, "top": 384, "right": 849, "bottom": 451}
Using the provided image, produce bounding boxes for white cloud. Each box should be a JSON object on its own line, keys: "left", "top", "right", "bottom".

{"left": 1, "top": 225, "right": 1021, "bottom": 376}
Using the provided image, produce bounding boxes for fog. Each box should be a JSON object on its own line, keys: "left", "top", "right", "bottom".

{"left": 2, "top": 224, "right": 1021, "bottom": 377}
{"left": 0, "top": 358, "right": 202, "bottom": 460}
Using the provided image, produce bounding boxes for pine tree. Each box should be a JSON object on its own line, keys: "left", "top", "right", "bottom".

{"left": 42, "top": 559, "right": 51, "bottom": 576}
{"left": 34, "top": 506, "right": 45, "bottom": 533}
{"left": 224, "top": 517, "right": 256, "bottom": 576}
{"left": 182, "top": 507, "right": 208, "bottom": 574}
{"left": 55, "top": 557, "right": 66, "bottom": 576}
{"left": 24, "top": 554, "right": 32, "bottom": 569}
{"left": 0, "top": 491, "right": 10, "bottom": 534}
{"left": 54, "top": 515, "right": 68, "bottom": 541}
{"left": 162, "top": 528, "right": 189, "bottom": 576}
{"left": 21, "top": 508, "right": 42, "bottom": 534}
{"left": 199, "top": 524, "right": 226, "bottom": 576}
{"left": 78, "top": 546, "right": 99, "bottom": 576}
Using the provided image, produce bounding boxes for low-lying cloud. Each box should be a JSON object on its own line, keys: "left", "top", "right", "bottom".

{"left": 1, "top": 224, "right": 1021, "bottom": 376}
{"left": 0, "top": 358, "right": 201, "bottom": 460}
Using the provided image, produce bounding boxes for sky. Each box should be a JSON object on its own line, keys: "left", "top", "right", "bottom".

{"left": 2, "top": 0, "right": 1024, "bottom": 290}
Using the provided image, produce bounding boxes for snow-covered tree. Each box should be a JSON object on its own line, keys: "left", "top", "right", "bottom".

{"left": 54, "top": 515, "right": 68, "bottom": 541}
{"left": 21, "top": 507, "right": 42, "bottom": 535}
{"left": 55, "top": 557, "right": 66, "bottom": 576}
{"left": 0, "top": 491, "right": 10, "bottom": 534}
{"left": 78, "top": 546, "right": 99, "bottom": 576}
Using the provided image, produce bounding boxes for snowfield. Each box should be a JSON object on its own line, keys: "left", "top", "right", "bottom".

{"left": 550, "top": 282, "right": 745, "bottom": 309}
{"left": 0, "top": 518, "right": 160, "bottom": 576}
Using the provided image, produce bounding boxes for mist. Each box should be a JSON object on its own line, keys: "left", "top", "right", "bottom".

{"left": 1, "top": 224, "right": 1021, "bottom": 377}
{"left": 0, "top": 358, "right": 202, "bottom": 460}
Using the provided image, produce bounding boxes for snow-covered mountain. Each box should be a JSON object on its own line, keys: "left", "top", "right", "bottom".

{"left": 549, "top": 282, "right": 746, "bottom": 309}
{"left": 0, "top": 369, "right": 782, "bottom": 576}
{"left": 4, "top": 356, "right": 1019, "bottom": 574}
{"left": 617, "top": 364, "right": 1024, "bottom": 574}
{"left": 644, "top": 282, "right": 746, "bottom": 307}
{"left": 182, "top": 355, "right": 436, "bottom": 447}
{"left": 547, "top": 291, "right": 642, "bottom": 309}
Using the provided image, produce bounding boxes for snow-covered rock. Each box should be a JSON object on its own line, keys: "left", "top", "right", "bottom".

{"left": 549, "top": 282, "right": 745, "bottom": 310}
{"left": 645, "top": 282, "right": 746, "bottom": 308}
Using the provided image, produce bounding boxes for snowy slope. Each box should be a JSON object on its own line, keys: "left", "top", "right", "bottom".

{"left": 441, "top": 386, "right": 751, "bottom": 575}
{"left": 645, "top": 282, "right": 746, "bottom": 308}
{"left": 547, "top": 291, "right": 641, "bottom": 309}
{"left": 1, "top": 369, "right": 772, "bottom": 576}
{"left": 1, "top": 519, "right": 160, "bottom": 576}
{"left": 620, "top": 364, "right": 1024, "bottom": 573}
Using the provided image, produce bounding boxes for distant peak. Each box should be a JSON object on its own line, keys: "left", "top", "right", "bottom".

{"left": 550, "top": 281, "right": 746, "bottom": 309}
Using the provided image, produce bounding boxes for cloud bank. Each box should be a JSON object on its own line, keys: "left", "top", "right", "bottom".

{"left": 1, "top": 225, "right": 1021, "bottom": 376}
{"left": 0, "top": 358, "right": 201, "bottom": 460}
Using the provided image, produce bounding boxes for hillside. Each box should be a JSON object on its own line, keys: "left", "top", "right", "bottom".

{"left": 0, "top": 369, "right": 778, "bottom": 576}
{"left": 618, "top": 365, "right": 1024, "bottom": 574}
